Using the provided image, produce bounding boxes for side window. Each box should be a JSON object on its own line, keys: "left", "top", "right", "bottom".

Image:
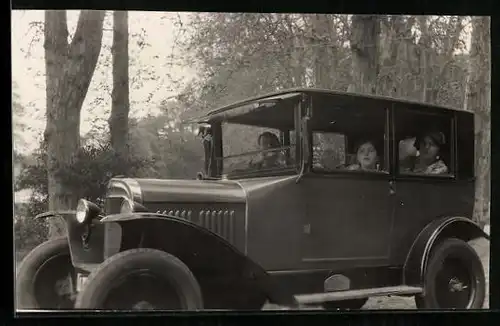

{"left": 395, "top": 108, "right": 453, "bottom": 177}
{"left": 311, "top": 106, "right": 387, "bottom": 173}
{"left": 313, "top": 133, "right": 347, "bottom": 169}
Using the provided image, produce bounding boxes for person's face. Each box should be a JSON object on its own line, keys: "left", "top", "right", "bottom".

{"left": 419, "top": 136, "right": 440, "bottom": 162}
{"left": 357, "top": 142, "right": 378, "bottom": 170}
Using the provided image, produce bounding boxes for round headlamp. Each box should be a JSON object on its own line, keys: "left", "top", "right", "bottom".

{"left": 76, "top": 200, "right": 88, "bottom": 223}
{"left": 76, "top": 199, "right": 101, "bottom": 224}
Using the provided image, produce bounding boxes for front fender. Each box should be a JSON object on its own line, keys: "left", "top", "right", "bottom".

{"left": 403, "top": 216, "right": 489, "bottom": 286}
{"left": 100, "top": 212, "right": 298, "bottom": 308}
{"left": 34, "top": 211, "right": 106, "bottom": 271}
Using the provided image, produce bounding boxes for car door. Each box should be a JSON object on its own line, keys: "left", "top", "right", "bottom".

{"left": 389, "top": 106, "right": 472, "bottom": 265}
{"left": 300, "top": 104, "right": 396, "bottom": 268}
{"left": 301, "top": 174, "right": 395, "bottom": 267}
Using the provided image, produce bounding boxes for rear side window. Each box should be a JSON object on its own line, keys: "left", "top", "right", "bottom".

{"left": 395, "top": 108, "right": 454, "bottom": 178}
{"left": 310, "top": 106, "right": 388, "bottom": 174}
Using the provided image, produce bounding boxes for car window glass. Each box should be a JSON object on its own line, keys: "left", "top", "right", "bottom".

{"left": 311, "top": 106, "right": 387, "bottom": 174}
{"left": 395, "top": 108, "right": 453, "bottom": 177}
{"left": 313, "top": 133, "right": 347, "bottom": 169}
{"left": 221, "top": 123, "right": 295, "bottom": 175}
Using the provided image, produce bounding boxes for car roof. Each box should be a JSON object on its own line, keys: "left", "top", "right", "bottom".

{"left": 187, "top": 87, "right": 474, "bottom": 124}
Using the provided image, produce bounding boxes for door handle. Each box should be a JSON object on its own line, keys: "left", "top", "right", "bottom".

{"left": 389, "top": 181, "right": 396, "bottom": 195}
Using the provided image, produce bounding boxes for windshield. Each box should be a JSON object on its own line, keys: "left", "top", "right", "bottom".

{"left": 219, "top": 123, "right": 297, "bottom": 176}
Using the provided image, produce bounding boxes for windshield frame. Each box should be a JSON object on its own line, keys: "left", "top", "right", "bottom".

{"left": 202, "top": 98, "right": 303, "bottom": 180}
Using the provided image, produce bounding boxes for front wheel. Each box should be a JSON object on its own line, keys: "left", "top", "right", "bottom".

{"left": 16, "top": 237, "right": 76, "bottom": 309}
{"left": 415, "top": 238, "right": 486, "bottom": 309}
{"left": 74, "top": 248, "right": 204, "bottom": 310}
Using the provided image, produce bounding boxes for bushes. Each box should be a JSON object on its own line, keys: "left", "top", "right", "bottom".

{"left": 14, "top": 202, "right": 49, "bottom": 262}
{"left": 14, "top": 214, "right": 49, "bottom": 262}
{"left": 14, "top": 141, "right": 153, "bottom": 260}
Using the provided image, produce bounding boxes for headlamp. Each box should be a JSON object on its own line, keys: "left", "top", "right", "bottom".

{"left": 76, "top": 199, "right": 101, "bottom": 224}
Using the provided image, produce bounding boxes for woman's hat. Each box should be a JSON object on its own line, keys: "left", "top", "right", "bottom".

{"left": 426, "top": 131, "right": 446, "bottom": 147}
{"left": 417, "top": 131, "right": 446, "bottom": 149}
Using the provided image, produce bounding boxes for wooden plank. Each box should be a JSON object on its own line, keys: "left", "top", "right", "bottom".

{"left": 295, "top": 285, "right": 423, "bottom": 305}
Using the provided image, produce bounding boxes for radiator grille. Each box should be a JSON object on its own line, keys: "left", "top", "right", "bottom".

{"left": 160, "top": 208, "right": 236, "bottom": 243}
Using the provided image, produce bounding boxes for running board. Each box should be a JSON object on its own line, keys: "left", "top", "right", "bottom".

{"left": 295, "top": 285, "right": 423, "bottom": 305}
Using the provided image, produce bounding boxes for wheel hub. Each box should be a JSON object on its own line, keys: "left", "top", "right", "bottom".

{"left": 132, "top": 301, "right": 156, "bottom": 310}
{"left": 448, "top": 277, "right": 467, "bottom": 292}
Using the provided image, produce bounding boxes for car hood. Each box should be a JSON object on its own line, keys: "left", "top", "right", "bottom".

{"left": 132, "top": 176, "right": 297, "bottom": 204}
{"left": 134, "top": 178, "right": 246, "bottom": 203}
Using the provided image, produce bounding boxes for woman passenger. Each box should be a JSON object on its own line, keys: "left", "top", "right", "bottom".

{"left": 412, "top": 131, "right": 448, "bottom": 174}
{"left": 347, "top": 140, "right": 381, "bottom": 172}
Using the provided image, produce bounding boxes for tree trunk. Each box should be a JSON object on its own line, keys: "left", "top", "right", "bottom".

{"left": 44, "top": 10, "right": 105, "bottom": 238}
{"left": 348, "top": 15, "right": 380, "bottom": 94}
{"left": 109, "top": 11, "right": 130, "bottom": 157}
{"left": 466, "top": 16, "right": 491, "bottom": 227}
{"left": 416, "top": 16, "right": 434, "bottom": 103}
{"left": 311, "top": 14, "right": 335, "bottom": 89}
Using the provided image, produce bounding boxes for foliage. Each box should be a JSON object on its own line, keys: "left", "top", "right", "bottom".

{"left": 14, "top": 139, "right": 154, "bottom": 255}
{"left": 127, "top": 105, "right": 205, "bottom": 179}
{"left": 14, "top": 206, "right": 49, "bottom": 261}
{"left": 16, "top": 141, "right": 153, "bottom": 207}
{"left": 173, "top": 15, "right": 471, "bottom": 159}
{"left": 12, "top": 81, "right": 28, "bottom": 151}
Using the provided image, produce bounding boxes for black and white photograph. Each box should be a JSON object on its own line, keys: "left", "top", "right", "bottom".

{"left": 12, "top": 11, "right": 491, "bottom": 312}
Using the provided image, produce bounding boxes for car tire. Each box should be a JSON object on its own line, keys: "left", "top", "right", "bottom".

{"left": 322, "top": 298, "right": 368, "bottom": 310}
{"left": 16, "top": 237, "right": 76, "bottom": 310}
{"left": 415, "top": 238, "right": 485, "bottom": 309}
{"left": 74, "top": 248, "right": 204, "bottom": 310}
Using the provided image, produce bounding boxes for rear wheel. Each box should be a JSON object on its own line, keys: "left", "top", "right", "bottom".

{"left": 415, "top": 238, "right": 485, "bottom": 309}
{"left": 74, "top": 248, "right": 204, "bottom": 310}
{"left": 16, "top": 237, "right": 76, "bottom": 309}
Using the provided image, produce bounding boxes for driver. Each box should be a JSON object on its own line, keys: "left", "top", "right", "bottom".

{"left": 250, "top": 132, "right": 286, "bottom": 169}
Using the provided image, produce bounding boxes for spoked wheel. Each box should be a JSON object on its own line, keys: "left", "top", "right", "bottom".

{"left": 74, "top": 249, "right": 204, "bottom": 310}
{"left": 415, "top": 238, "right": 485, "bottom": 309}
{"left": 16, "top": 237, "right": 76, "bottom": 309}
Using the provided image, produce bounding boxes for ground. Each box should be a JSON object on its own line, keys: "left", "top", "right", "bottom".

{"left": 263, "top": 238, "right": 490, "bottom": 310}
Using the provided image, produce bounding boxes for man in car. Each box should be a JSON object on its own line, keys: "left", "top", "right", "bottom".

{"left": 250, "top": 132, "right": 286, "bottom": 169}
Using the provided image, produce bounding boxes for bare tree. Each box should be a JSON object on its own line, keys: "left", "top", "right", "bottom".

{"left": 44, "top": 10, "right": 105, "bottom": 237}
{"left": 109, "top": 10, "right": 130, "bottom": 157}
{"left": 466, "top": 16, "right": 491, "bottom": 227}
{"left": 348, "top": 15, "right": 380, "bottom": 94}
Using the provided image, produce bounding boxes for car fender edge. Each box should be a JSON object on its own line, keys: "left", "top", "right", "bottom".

{"left": 403, "top": 216, "right": 488, "bottom": 286}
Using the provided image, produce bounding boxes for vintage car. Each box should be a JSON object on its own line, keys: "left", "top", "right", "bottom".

{"left": 16, "top": 88, "right": 489, "bottom": 311}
